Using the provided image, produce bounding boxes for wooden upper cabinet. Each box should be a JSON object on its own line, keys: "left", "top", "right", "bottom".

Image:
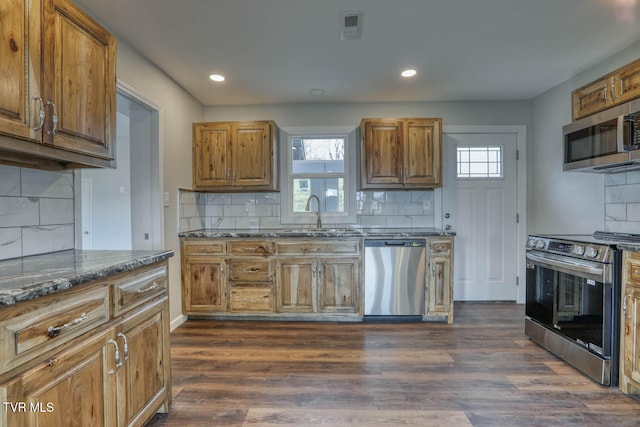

{"left": 193, "top": 120, "right": 278, "bottom": 191}
{"left": 360, "top": 118, "right": 442, "bottom": 189}
{"left": 0, "top": 0, "right": 116, "bottom": 170}
{"left": 613, "top": 58, "right": 640, "bottom": 105}
{"left": 572, "top": 58, "right": 640, "bottom": 121}
{"left": 0, "top": 0, "right": 42, "bottom": 143}
{"left": 361, "top": 119, "right": 403, "bottom": 185}
{"left": 42, "top": 0, "right": 116, "bottom": 160}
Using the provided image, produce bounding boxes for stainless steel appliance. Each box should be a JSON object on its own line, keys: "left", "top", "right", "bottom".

{"left": 563, "top": 98, "right": 640, "bottom": 173}
{"left": 364, "top": 239, "right": 426, "bottom": 317}
{"left": 525, "top": 233, "right": 623, "bottom": 385}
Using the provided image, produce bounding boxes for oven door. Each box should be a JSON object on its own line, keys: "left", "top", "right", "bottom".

{"left": 526, "top": 251, "right": 613, "bottom": 357}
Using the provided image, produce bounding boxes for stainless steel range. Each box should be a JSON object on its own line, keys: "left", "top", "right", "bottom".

{"left": 525, "top": 232, "right": 624, "bottom": 386}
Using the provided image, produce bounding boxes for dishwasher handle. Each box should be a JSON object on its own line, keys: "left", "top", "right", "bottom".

{"left": 364, "top": 240, "right": 426, "bottom": 248}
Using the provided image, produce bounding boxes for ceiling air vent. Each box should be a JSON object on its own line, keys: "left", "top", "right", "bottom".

{"left": 340, "top": 12, "right": 362, "bottom": 40}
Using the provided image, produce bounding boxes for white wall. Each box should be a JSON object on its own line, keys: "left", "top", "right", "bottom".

{"left": 116, "top": 39, "right": 203, "bottom": 328}
{"left": 529, "top": 40, "right": 640, "bottom": 234}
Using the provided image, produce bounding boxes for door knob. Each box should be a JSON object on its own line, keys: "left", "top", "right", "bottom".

{"left": 444, "top": 213, "right": 450, "bottom": 219}
{"left": 445, "top": 225, "right": 452, "bottom": 231}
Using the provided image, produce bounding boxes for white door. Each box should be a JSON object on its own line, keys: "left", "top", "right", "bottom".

{"left": 442, "top": 131, "right": 518, "bottom": 301}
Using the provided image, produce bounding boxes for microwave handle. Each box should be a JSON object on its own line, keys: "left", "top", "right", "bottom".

{"left": 618, "top": 114, "right": 626, "bottom": 152}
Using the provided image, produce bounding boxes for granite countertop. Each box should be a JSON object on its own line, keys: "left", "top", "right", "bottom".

{"left": 0, "top": 249, "right": 174, "bottom": 307}
{"left": 618, "top": 243, "right": 640, "bottom": 253}
{"left": 179, "top": 227, "right": 456, "bottom": 238}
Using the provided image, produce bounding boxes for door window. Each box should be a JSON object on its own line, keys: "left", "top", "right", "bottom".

{"left": 456, "top": 146, "right": 503, "bottom": 179}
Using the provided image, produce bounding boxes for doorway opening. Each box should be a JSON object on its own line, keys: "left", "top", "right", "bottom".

{"left": 78, "top": 88, "right": 162, "bottom": 250}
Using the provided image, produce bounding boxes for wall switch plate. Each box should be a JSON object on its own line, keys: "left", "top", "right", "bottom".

{"left": 163, "top": 192, "right": 170, "bottom": 207}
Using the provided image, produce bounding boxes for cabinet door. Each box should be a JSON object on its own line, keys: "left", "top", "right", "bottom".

{"left": 182, "top": 257, "right": 227, "bottom": 312}
{"left": 0, "top": 329, "right": 117, "bottom": 427}
{"left": 42, "top": 0, "right": 116, "bottom": 159}
{"left": 317, "top": 258, "right": 358, "bottom": 313}
{"left": 193, "top": 122, "right": 233, "bottom": 188}
{"left": 613, "top": 59, "right": 640, "bottom": 105}
{"left": 276, "top": 258, "right": 314, "bottom": 313}
{"left": 361, "top": 119, "right": 403, "bottom": 186}
{"left": 622, "top": 285, "right": 640, "bottom": 392}
{"left": 572, "top": 75, "right": 614, "bottom": 121}
{"left": 404, "top": 119, "right": 442, "bottom": 186}
{"left": 0, "top": 0, "right": 41, "bottom": 143}
{"left": 233, "top": 121, "right": 273, "bottom": 187}
{"left": 426, "top": 255, "right": 452, "bottom": 321}
{"left": 116, "top": 297, "right": 170, "bottom": 427}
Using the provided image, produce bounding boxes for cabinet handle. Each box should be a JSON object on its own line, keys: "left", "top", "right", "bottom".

{"left": 107, "top": 339, "right": 121, "bottom": 375}
{"left": 243, "top": 268, "right": 260, "bottom": 273}
{"left": 137, "top": 281, "right": 160, "bottom": 293}
{"left": 46, "top": 102, "right": 58, "bottom": 135}
{"left": 47, "top": 312, "right": 88, "bottom": 338}
{"left": 603, "top": 84, "right": 609, "bottom": 102}
{"left": 117, "top": 332, "right": 129, "bottom": 365}
{"left": 33, "top": 97, "right": 45, "bottom": 131}
{"left": 227, "top": 168, "right": 231, "bottom": 180}
{"left": 632, "top": 269, "right": 640, "bottom": 276}
{"left": 233, "top": 168, "right": 236, "bottom": 181}
{"left": 611, "top": 77, "right": 618, "bottom": 99}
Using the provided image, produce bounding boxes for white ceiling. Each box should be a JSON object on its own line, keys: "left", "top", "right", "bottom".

{"left": 76, "top": 0, "right": 640, "bottom": 106}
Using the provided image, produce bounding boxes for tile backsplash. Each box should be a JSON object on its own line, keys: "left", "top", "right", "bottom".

{"left": 179, "top": 189, "right": 435, "bottom": 232}
{"left": 0, "top": 165, "right": 75, "bottom": 260}
{"left": 605, "top": 170, "right": 640, "bottom": 234}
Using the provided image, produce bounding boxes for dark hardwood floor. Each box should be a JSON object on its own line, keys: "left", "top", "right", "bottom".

{"left": 148, "top": 303, "right": 640, "bottom": 426}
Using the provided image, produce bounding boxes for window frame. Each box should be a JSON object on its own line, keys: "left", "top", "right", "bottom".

{"left": 279, "top": 127, "right": 357, "bottom": 226}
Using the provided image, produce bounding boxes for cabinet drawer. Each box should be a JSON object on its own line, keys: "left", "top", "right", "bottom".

{"left": 430, "top": 240, "right": 451, "bottom": 255}
{"left": 113, "top": 263, "right": 168, "bottom": 316}
{"left": 275, "top": 240, "right": 359, "bottom": 256}
{"left": 228, "top": 240, "right": 274, "bottom": 256}
{"left": 626, "top": 251, "right": 640, "bottom": 286}
{"left": 228, "top": 259, "right": 273, "bottom": 283}
{"left": 229, "top": 286, "right": 274, "bottom": 312}
{"left": 0, "top": 283, "right": 110, "bottom": 375}
{"left": 183, "top": 240, "right": 226, "bottom": 256}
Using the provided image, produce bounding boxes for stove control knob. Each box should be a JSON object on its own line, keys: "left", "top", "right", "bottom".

{"left": 585, "top": 247, "right": 598, "bottom": 258}
{"left": 573, "top": 245, "right": 585, "bottom": 256}
{"left": 527, "top": 238, "right": 536, "bottom": 248}
{"left": 535, "top": 240, "right": 545, "bottom": 249}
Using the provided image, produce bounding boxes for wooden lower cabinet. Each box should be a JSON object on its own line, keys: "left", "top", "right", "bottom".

{"left": 275, "top": 256, "right": 359, "bottom": 315}
{"left": 317, "top": 258, "right": 359, "bottom": 314}
{"left": 182, "top": 257, "right": 227, "bottom": 313}
{"left": 425, "top": 237, "right": 454, "bottom": 323}
{"left": 276, "top": 258, "right": 314, "bottom": 313}
{"left": 0, "top": 328, "right": 117, "bottom": 427}
{"left": 181, "top": 237, "right": 453, "bottom": 322}
{"left": 115, "top": 297, "right": 170, "bottom": 427}
{"left": 0, "top": 261, "right": 172, "bottom": 427}
{"left": 621, "top": 250, "right": 640, "bottom": 394}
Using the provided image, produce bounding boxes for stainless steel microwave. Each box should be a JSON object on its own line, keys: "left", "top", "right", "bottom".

{"left": 563, "top": 99, "right": 640, "bottom": 173}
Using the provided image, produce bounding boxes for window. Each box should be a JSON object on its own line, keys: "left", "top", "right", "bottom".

{"left": 457, "top": 146, "right": 503, "bottom": 179}
{"left": 280, "top": 128, "right": 357, "bottom": 225}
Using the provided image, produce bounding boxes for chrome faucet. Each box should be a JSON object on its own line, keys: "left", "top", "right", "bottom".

{"left": 304, "top": 194, "right": 322, "bottom": 229}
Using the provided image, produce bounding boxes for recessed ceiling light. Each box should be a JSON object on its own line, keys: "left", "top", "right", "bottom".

{"left": 401, "top": 69, "right": 417, "bottom": 78}
{"left": 209, "top": 74, "right": 225, "bottom": 82}
{"left": 309, "top": 89, "right": 325, "bottom": 96}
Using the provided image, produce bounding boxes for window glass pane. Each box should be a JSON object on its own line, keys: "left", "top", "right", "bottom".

{"left": 456, "top": 146, "right": 503, "bottom": 179}
{"left": 293, "top": 178, "right": 345, "bottom": 213}
{"left": 292, "top": 138, "right": 344, "bottom": 173}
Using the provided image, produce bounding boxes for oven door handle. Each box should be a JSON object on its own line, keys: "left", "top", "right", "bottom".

{"left": 526, "top": 252, "right": 604, "bottom": 278}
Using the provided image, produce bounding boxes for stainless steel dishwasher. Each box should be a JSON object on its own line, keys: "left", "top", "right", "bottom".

{"left": 364, "top": 239, "right": 426, "bottom": 317}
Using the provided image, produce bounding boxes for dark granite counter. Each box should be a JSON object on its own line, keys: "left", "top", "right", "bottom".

{"left": 618, "top": 243, "right": 640, "bottom": 253}
{"left": 179, "top": 227, "right": 455, "bottom": 239}
{"left": 0, "top": 249, "right": 174, "bottom": 307}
